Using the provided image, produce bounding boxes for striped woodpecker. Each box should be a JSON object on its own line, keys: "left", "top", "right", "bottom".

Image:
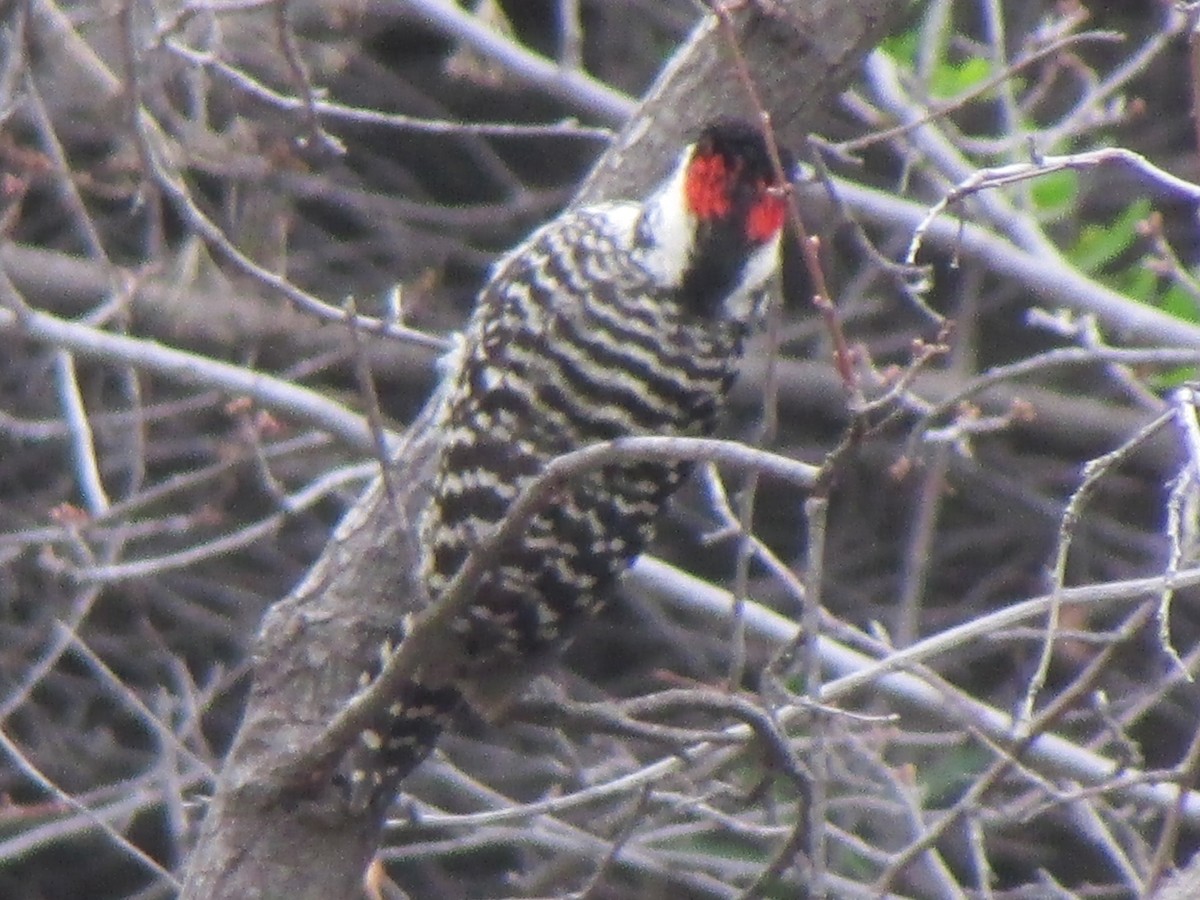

{"left": 342, "top": 119, "right": 792, "bottom": 808}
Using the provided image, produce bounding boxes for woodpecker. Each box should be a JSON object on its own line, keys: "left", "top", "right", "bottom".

{"left": 343, "top": 119, "right": 792, "bottom": 808}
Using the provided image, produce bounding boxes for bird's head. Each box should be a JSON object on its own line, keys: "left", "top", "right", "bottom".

{"left": 641, "top": 119, "right": 793, "bottom": 318}
{"left": 683, "top": 119, "right": 792, "bottom": 246}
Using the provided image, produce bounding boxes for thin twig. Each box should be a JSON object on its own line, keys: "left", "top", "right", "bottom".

{"left": 708, "top": 0, "right": 859, "bottom": 394}
{"left": 906, "top": 147, "right": 1200, "bottom": 268}
{"left": 0, "top": 280, "right": 385, "bottom": 452}
{"left": 1016, "top": 409, "right": 1174, "bottom": 733}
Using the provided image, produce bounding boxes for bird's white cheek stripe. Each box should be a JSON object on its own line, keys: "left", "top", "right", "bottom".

{"left": 639, "top": 150, "right": 697, "bottom": 288}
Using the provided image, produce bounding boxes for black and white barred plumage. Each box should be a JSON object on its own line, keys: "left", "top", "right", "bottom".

{"left": 343, "top": 120, "right": 792, "bottom": 808}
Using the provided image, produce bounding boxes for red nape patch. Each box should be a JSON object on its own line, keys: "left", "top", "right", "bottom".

{"left": 685, "top": 153, "right": 732, "bottom": 220}
{"left": 746, "top": 191, "right": 786, "bottom": 242}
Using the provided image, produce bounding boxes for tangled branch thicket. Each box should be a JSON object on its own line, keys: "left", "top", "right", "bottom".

{"left": 4, "top": 0, "right": 1200, "bottom": 897}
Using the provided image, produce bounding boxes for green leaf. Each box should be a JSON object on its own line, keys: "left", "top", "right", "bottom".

{"left": 1151, "top": 364, "right": 1198, "bottom": 390}
{"left": 1147, "top": 364, "right": 1195, "bottom": 388}
{"left": 929, "top": 57, "right": 991, "bottom": 98}
{"left": 1150, "top": 286, "right": 1198, "bottom": 386}
{"left": 880, "top": 30, "right": 919, "bottom": 67}
{"left": 920, "top": 744, "right": 989, "bottom": 807}
{"left": 1116, "top": 265, "right": 1159, "bottom": 304}
{"left": 1030, "top": 168, "right": 1079, "bottom": 215}
{"left": 1068, "top": 198, "right": 1151, "bottom": 274}
{"left": 1161, "top": 282, "right": 1200, "bottom": 324}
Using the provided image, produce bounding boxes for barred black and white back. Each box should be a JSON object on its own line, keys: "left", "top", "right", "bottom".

{"left": 342, "top": 120, "right": 792, "bottom": 808}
